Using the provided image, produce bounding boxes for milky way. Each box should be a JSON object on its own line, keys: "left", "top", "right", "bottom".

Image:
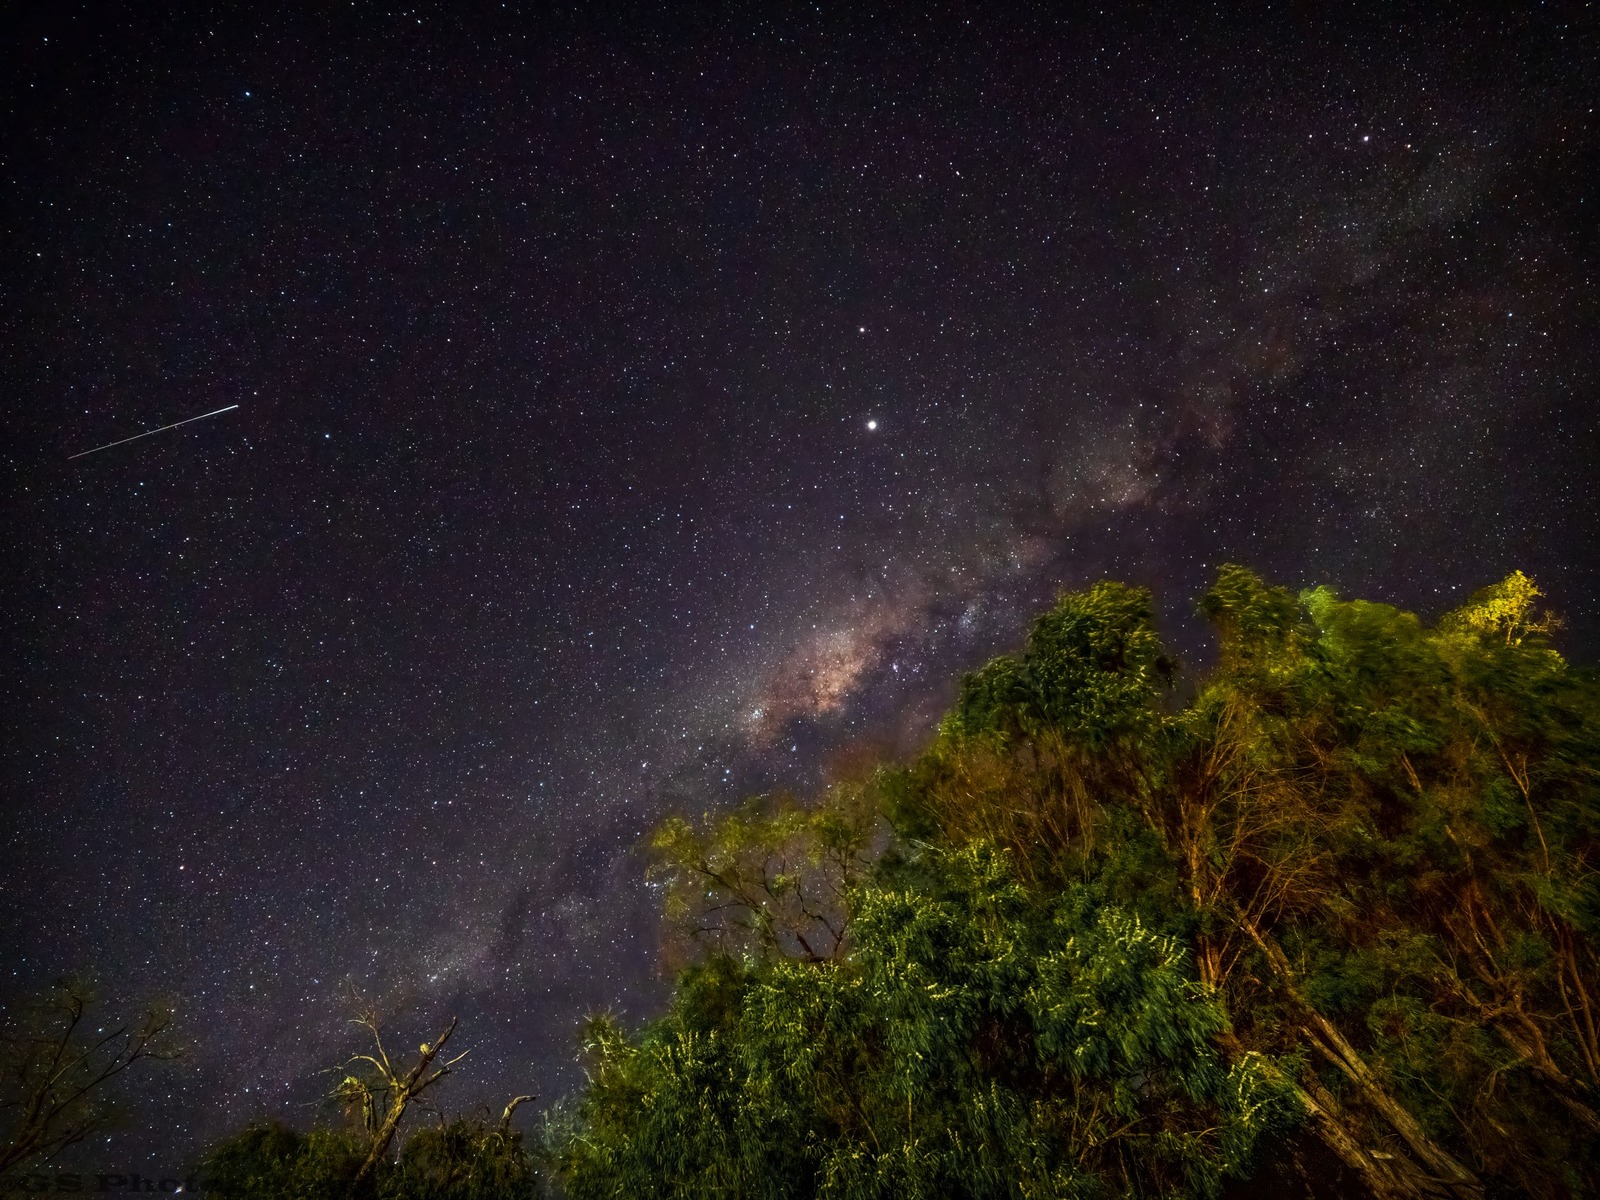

{"left": 3, "top": 5, "right": 1597, "bottom": 1169}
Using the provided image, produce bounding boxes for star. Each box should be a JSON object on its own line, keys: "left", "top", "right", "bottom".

{"left": 8, "top": 5, "right": 1593, "bottom": 1173}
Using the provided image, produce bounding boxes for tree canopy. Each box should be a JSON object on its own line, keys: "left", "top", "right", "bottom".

{"left": 559, "top": 567, "right": 1600, "bottom": 1200}
{"left": 194, "top": 567, "right": 1599, "bottom": 1199}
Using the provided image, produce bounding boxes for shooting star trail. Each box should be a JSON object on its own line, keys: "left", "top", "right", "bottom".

{"left": 68, "top": 404, "right": 240, "bottom": 460}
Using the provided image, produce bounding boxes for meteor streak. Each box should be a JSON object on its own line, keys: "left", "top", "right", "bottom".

{"left": 68, "top": 404, "right": 240, "bottom": 460}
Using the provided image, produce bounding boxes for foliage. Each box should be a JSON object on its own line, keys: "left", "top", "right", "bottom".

{"left": 201, "top": 1123, "right": 366, "bottom": 1200}
{"left": 199, "top": 1014, "right": 540, "bottom": 1200}
{"left": 648, "top": 783, "right": 881, "bottom": 964}
{"left": 558, "top": 567, "right": 1600, "bottom": 1200}
{"left": 560, "top": 842, "right": 1293, "bottom": 1200}
{"left": 1438, "top": 569, "right": 1563, "bottom": 647}
{"left": 943, "top": 580, "right": 1173, "bottom": 748}
{"left": 202, "top": 1116, "right": 540, "bottom": 1200}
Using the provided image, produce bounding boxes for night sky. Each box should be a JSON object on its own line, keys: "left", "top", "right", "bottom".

{"left": 4, "top": 3, "right": 1598, "bottom": 1170}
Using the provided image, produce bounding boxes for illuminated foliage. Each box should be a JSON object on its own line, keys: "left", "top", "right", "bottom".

{"left": 203, "top": 569, "right": 1598, "bottom": 1199}
{"left": 1439, "top": 569, "right": 1562, "bottom": 646}
{"left": 560, "top": 568, "right": 1600, "bottom": 1200}
{"left": 560, "top": 843, "right": 1293, "bottom": 1200}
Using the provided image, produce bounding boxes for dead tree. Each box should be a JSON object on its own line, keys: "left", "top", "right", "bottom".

{"left": 0, "top": 979, "right": 177, "bottom": 1174}
{"left": 335, "top": 1012, "right": 466, "bottom": 1196}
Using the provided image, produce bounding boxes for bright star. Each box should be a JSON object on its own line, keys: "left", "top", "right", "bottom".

{"left": 866, "top": 419, "right": 878, "bottom": 431}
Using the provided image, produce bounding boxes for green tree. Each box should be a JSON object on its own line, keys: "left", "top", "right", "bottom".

{"left": 1177, "top": 566, "right": 1598, "bottom": 1198}
{"left": 201, "top": 1123, "right": 366, "bottom": 1200}
{"left": 649, "top": 782, "right": 881, "bottom": 965}
{"left": 559, "top": 840, "right": 1294, "bottom": 1199}
{"left": 560, "top": 567, "right": 1600, "bottom": 1200}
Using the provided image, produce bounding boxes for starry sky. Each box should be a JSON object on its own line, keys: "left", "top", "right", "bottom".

{"left": 4, "top": 2, "right": 1598, "bottom": 1169}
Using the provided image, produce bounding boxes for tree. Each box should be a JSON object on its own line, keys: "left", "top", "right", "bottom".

{"left": 0, "top": 977, "right": 177, "bottom": 1175}
{"left": 649, "top": 782, "right": 881, "bottom": 965}
{"left": 1178, "top": 566, "right": 1598, "bottom": 1198}
{"left": 559, "top": 567, "right": 1600, "bottom": 1199}
{"left": 335, "top": 1012, "right": 467, "bottom": 1193}
{"left": 201, "top": 1012, "right": 541, "bottom": 1200}
{"left": 201, "top": 1122, "right": 367, "bottom": 1200}
{"left": 560, "top": 841, "right": 1294, "bottom": 1200}
{"left": 377, "top": 1107, "right": 541, "bottom": 1200}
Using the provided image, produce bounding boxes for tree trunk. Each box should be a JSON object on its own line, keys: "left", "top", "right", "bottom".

{"left": 1218, "top": 1030, "right": 1454, "bottom": 1200}
{"left": 349, "top": 1017, "right": 459, "bottom": 1197}
{"left": 1491, "top": 1019, "right": 1600, "bottom": 1134}
{"left": 1236, "top": 917, "right": 1483, "bottom": 1200}
{"left": 1297, "top": 1072, "right": 1454, "bottom": 1200}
